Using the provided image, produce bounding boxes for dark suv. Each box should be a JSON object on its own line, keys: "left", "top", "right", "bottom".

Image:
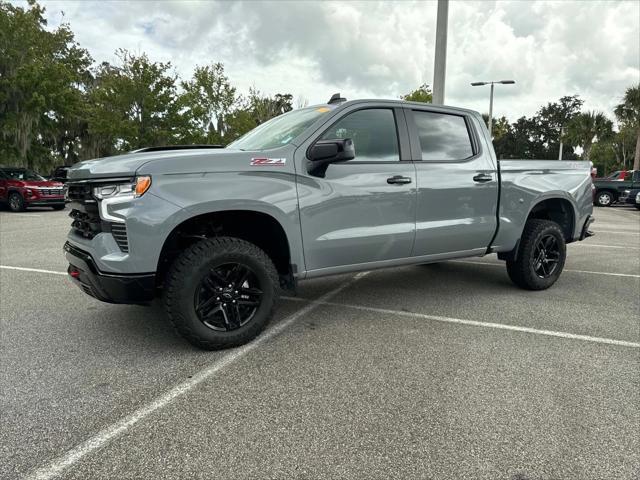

{"left": 0, "top": 167, "right": 65, "bottom": 212}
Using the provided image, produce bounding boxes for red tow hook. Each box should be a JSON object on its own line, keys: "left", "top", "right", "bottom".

{"left": 68, "top": 266, "right": 81, "bottom": 279}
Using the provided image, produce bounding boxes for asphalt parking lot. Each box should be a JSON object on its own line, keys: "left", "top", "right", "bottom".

{"left": 1, "top": 205, "right": 639, "bottom": 480}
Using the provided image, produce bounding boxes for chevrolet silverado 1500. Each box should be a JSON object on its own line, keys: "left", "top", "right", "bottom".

{"left": 64, "top": 97, "right": 594, "bottom": 349}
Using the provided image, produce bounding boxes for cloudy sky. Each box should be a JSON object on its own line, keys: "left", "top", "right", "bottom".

{"left": 38, "top": 0, "right": 639, "bottom": 121}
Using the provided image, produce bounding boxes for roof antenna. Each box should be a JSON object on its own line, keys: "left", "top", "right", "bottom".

{"left": 328, "top": 93, "right": 347, "bottom": 104}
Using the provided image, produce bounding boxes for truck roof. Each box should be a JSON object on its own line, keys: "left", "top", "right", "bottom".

{"left": 310, "top": 98, "right": 481, "bottom": 116}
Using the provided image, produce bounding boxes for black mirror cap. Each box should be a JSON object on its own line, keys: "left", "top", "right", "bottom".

{"left": 308, "top": 138, "right": 355, "bottom": 163}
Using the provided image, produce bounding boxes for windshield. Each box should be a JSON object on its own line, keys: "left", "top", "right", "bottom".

{"left": 2, "top": 168, "right": 45, "bottom": 181}
{"left": 228, "top": 106, "right": 333, "bottom": 151}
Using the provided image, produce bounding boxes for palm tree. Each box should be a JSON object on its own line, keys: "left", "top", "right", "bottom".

{"left": 565, "top": 111, "right": 613, "bottom": 162}
{"left": 614, "top": 85, "right": 640, "bottom": 170}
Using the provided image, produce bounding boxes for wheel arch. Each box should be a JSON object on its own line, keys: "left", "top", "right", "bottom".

{"left": 156, "top": 208, "right": 294, "bottom": 287}
{"left": 525, "top": 196, "right": 576, "bottom": 242}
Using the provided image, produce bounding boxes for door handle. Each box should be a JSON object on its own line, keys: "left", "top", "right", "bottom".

{"left": 473, "top": 173, "right": 493, "bottom": 183}
{"left": 387, "top": 175, "right": 412, "bottom": 185}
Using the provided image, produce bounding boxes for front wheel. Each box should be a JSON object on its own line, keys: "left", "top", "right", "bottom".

{"left": 506, "top": 219, "right": 566, "bottom": 290}
{"left": 164, "top": 236, "right": 279, "bottom": 350}
{"left": 8, "top": 192, "right": 26, "bottom": 212}
{"left": 595, "top": 191, "right": 613, "bottom": 207}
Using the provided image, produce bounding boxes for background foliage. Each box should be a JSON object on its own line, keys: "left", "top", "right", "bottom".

{"left": 1, "top": 1, "right": 638, "bottom": 176}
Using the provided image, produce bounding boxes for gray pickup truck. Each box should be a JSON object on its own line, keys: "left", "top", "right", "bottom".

{"left": 64, "top": 96, "right": 594, "bottom": 349}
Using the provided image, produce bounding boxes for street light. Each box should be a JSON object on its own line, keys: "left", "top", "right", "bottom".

{"left": 470, "top": 80, "right": 515, "bottom": 138}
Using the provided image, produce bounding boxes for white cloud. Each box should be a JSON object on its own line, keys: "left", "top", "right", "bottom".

{"left": 38, "top": 0, "right": 639, "bottom": 121}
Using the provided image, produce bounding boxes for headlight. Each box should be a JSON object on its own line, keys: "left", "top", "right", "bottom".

{"left": 623, "top": 189, "right": 630, "bottom": 195}
{"left": 93, "top": 176, "right": 151, "bottom": 223}
{"left": 93, "top": 176, "right": 151, "bottom": 200}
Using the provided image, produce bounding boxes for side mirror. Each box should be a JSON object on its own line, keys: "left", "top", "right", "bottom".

{"left": 307, "top": 138, "right": 355, "bottom": 163}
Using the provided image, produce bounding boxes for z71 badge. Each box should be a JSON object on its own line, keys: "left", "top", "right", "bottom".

{"left": 250, "top": 157, "right": 286, "bottom": 166}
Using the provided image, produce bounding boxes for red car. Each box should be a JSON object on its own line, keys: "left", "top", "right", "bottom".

{"left": 0, "top": 167, "right": 65, "bottom": 212}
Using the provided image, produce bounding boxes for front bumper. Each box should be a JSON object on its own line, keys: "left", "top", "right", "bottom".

{"left": 26, "top": 197, "right": 65, "bottom": 206}
{"left": 64, "top": 242, "right": 155, "bottom": 304}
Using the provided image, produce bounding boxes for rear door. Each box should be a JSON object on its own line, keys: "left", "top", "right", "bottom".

{"left": 406, "top": 108, "right": 499, "bottom": 256}
{"left": 295, "top": 106, "right": 417, "bottom": 273}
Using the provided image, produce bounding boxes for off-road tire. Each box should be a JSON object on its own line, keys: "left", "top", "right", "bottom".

{"left": 8, "top": 192, "right": 26, "bottom": 212}
{"left": 164, "top": 236, "right": 279, "bottom": 350}
{"left": 595, "top": 190, "right": 613, "bottom": 207}
{"left": 506, "top": 219, "right": 566, "bottom": 291}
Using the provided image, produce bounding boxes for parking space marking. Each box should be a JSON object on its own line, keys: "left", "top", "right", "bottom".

{"left": 281, "top": 297, "right": 640, "bottom": 349}
{"left": 4, "top": 213, "right": 43, "bottom": 217}
{"left": 452, "top": 260, "right": 640, "bottom": 278}
{"left": 0, "top": 265, "right": 67, "bottom": 276}
{"left": 591, "top": 230, "right": 639, "bottom": 235}
{"left": 573, "top": 243, "right": 639, "bottom": 250}
{"left": 25, "top": 272, "right": 368, "bottom": 480}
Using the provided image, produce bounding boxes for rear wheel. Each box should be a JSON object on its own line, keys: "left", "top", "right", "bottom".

{"left": 595, "top": 191, "right": 613, "bottom": 207}
{"left": 164, "top": 236, "right": 279, "bottom": 350}
{"left": 506, "top": 219, "right": 566, "bottom": 290}
{"left": 8, "top": 192, "right": 26, "bottom": 212}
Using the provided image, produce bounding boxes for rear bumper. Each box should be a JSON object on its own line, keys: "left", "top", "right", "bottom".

{"left": 64, "top": 242, "right": 155, "bottom": 304}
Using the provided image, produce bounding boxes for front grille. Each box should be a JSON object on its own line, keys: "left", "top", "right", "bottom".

{"left": 67, "top": 182, "right": 101, "bottom": 240}
{"left": 110, "top": 223, "right": 129, "bottom": 252}
{"left": 37, "top": 188, "right": 64, "bottom": 196}
{"left": 67, "top": 182, "right": 129, "bottom": 253}
{"left": 66, "top": 183, "right": 93, "bottom": 202}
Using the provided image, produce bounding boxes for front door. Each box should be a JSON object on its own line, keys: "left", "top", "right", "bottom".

{"left": 296, "top": 107, "right": 417, "bottom": 273}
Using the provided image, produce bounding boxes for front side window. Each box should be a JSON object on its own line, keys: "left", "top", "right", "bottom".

{"left": 320, "top": 109, "right": 399, "bottom": 162}
{"left": 412, "top": 111, "right": 474, "bottom": 161}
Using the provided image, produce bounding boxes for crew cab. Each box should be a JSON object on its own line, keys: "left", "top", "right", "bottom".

{"left": 64, "top": 97, "right": 594, "bottom": 349}
{"left": 593, "top": 170, "right": 640, "bottom": 206}
{"left": 0, "top": 167, "right": 65, "bottom": 212}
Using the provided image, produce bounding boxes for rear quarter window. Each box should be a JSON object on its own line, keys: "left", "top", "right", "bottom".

{"left": 412, "top": 110, "right": 474, "bottom": 161}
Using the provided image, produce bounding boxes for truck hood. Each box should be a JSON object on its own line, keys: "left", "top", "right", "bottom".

{"left": 68, "top": 147, "right": 293, "bottom": 180}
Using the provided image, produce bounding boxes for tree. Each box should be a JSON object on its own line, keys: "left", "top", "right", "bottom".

{"left": 0, "top": 1, "right": 92, "bottom": 170}
{"left": 178, "top": 63, "right": 236, "bottom": 144}
{"left": 401, "top": 84, "right": 432, "bottom": 103}
{"left": 84, "top": 50, "right": 180, "bottom": 156}
{"left": 565, "top": 111, "right": 613, "bottom": 162}
{"left": 248, "top": 89, "right": 293, "bottom": 125}
{"left": 614, "top": 85, "right": 640, "bottom": 170}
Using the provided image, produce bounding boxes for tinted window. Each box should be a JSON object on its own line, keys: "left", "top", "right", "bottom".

{"left": 321, "top": 109, "right": 399, "bottom": 162}
{"left": 413, "top": 111, "right": 473, "bottom": 161}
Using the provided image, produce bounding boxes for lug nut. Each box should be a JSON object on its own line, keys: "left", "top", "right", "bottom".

{"left": 216, "top": 297, "right": 220, "bottom": 301}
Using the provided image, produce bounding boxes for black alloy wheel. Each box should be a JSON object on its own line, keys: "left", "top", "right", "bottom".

{"left": 194, "top": 263, "right": 263, "bottom": 331}
{"left": 164, "top": 236, "right": 279, "bottom": 350}
{"left": 532, "top": 234, "right": 561, "bottom": 279}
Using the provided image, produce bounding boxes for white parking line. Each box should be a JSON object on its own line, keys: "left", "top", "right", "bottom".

{"left": 0, "top": 265, "right": 67, "bottom": 276}
{"left": 452, "top": 260, "right": 640, "bottom": 278}
{"left": 573, "top": 243, "right": 639, "bottom": 250}
{"left": 25, "top": 272, "right": 368, "bottom": 480}
{"left": 591, "top": 230, "right": 639, "bottom": 235}
{"left": 281, "top": 297, "right": 640, "bottom": 349}
{"left": 1, "top": 213, "right": 43, "bottom": 217}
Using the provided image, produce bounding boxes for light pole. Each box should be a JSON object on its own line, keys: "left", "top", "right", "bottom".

{"left": 470, "top": 80, "right": 515, "bottom": 138}
{"left": 432, "top": 0, "right": 449, "bottom": 105}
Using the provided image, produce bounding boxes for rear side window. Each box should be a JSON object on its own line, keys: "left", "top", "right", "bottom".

{"left": 412, "top": 111, "right": 473, "bottom": 161}
{"left": 320, "top": 109, "right": 399, "bottom": 162}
